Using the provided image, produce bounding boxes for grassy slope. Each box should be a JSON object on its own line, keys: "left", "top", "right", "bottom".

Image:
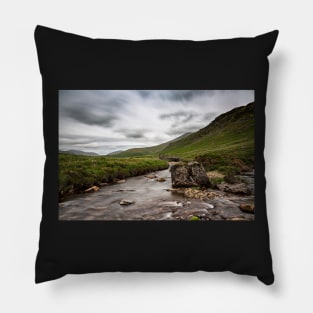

{"left": 161, "top": 102, "right": 255, "bottom": 173}
{"left": 59, "top": 154, "right": 168, "bottom": 196}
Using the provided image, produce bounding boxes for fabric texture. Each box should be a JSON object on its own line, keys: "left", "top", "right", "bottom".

{"left": 34, "top": 25, "right": 278, "bottom": 284}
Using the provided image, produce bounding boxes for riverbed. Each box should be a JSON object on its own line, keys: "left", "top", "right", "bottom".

{"left": 59, "top": 168, "right": 255, "bottom": 221}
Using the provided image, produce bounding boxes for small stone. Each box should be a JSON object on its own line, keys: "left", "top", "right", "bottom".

{"left": 84, "top": 186, "right": 99, "bottom": 192}
{"left": 117, "top": 179, "right": 126, "bottom": 184}
{"left": 119, "top": 200, "right": 135, "bottom": 205}
{"left": 239, "top": 203, "right": 255, "bottom": 213}
{"left": 230, "top": 217, "right": 248, "bottom": 221}
{"left": 156, "top": 177, "right": 166, "bottom": 182}
{"left": 217, "top": 183, "right": 251, "bottom": 195}
{"left": 207, "top": 192, "right": 218, "bottom": 199}
{"left": 145, "top": 174, "right": 157, "bottom": 179}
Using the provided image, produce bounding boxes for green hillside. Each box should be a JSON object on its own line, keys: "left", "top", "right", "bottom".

{"left": 161, "top": 102, "right": 255, "bottom": 173}
{"left": 112, "top": 132, "right": 191, "bottom": 157}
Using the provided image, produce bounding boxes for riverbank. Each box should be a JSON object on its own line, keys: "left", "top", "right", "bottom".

{"left": 59, "top": 168, "right": 255, "bottom": 221}
{"left": 59, "top": 154, "right": 169, "bottom": 199}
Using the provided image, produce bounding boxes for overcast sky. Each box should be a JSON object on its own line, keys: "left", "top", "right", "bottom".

{"left": 59, "top": 90, "right": 254, "bottom": 155}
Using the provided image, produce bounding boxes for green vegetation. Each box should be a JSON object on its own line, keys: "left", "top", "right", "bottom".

{"left": 115, "top": 102, "right": 255, "bottom": 177}
{"left": 190, "top": 216, "right": 200, "bottom": 221}
{"left": 59, "top": 154, "right": 168, "bottom": 197}
{"left": 209, "top": 177, "right": 224, "bottom": 188}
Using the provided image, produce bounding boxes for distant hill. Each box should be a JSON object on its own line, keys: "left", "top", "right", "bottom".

{"left": 162, "top": 103, "right": 254, "bottom": 156}
{"left": 110, "top": 132, "right": 192, "bottom": 157}
{"left": 59, "top": 150, "right": 99, "bottom": 156}
{"left": 107, "top": 150, "right": 124, "bottom": 155}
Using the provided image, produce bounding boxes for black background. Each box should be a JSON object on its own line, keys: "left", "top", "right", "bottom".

{"left": 35, "top": 26, "right": 278, "bottom": 285}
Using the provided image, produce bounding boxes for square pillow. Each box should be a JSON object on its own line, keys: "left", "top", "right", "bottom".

{"left": 34, "top": 25, "right": 278, "bottom": 284}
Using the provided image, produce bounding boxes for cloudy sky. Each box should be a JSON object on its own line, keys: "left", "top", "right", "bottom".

{"left": 59, "top": 90, "right": 254, "bottom": 155}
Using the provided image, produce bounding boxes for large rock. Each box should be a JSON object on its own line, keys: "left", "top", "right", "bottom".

{"left": 170, "top": 162, "right": 211, "bottom": 187}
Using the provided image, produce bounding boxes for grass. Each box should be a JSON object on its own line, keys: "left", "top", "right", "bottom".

{"left": 59, "top": 154, "right": 168, "bottom": 197}
{"left": 190, "top": 216, "right": 200, "bottom": 221}
{"left": 209, "top": 177, "right": 224, "bottom": 188}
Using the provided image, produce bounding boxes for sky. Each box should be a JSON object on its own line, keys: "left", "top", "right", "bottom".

{"left": 59, "top": 90, "right": 254, "bottom": 155}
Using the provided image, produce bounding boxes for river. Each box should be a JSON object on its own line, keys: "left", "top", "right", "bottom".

{"left": 59, "top": 168, "right": 255, "bottom": 221}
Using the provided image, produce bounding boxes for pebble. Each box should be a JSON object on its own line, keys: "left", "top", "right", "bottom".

{"left": 145, "top": 174, "right": 157, "bottom": 179}
{"left": 156, "top": 177, "right": 166, "bottom": 182}
{"left": 239, "top": 203, "right": 255, "bottom": 213}
{"left": 119, "top": 200, "right": 135, "bottom": 205}
{"left": 84, "top": 186, "right": 99, "bottom": 192}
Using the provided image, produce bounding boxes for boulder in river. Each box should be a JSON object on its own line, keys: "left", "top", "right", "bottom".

{"left": 170, "top": 161, "right": 211, "bottom": 187}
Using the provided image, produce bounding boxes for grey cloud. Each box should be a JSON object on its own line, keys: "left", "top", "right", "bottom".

{"left": 61, "top": 103, "right": 117, "bottom": 126}
{"left": 202, "top": 112, "right": 218, "bottom": 122}
{"left": 59, "top": 90, "right": 125, "bottom": 127}
{"left": 59, "top": 134, "right": 120, "bottom": 147}
{"left": 159, "top": 110, "right": 198, "bottom": 123}
{"left": 166, "top": 124, "right": 201, "bottom": 136}
{"left": 116, "top": 128, "right": 146, "bottom": 139}
{"left": 59, "top": 90, "right": 254, "bottom": 155}
{"left": 126, "top": 133, "right": 145, "bottom": 139}
{"left": 137, "top": 90, "right": 151, "bottom": 98}
{"left": 137, "top": 90, "right": 215, "bottom": 102}
{"left": 160, "top": 90, "right": 215, "bottom": 102}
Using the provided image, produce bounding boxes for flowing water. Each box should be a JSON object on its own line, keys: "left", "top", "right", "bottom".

{"left": 59, "top": 169, "right": 255, "bottom": 221}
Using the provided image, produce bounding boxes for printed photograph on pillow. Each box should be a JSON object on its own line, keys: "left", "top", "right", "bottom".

{"left": 59, "top": 90, "right": 255, "bottom": 221}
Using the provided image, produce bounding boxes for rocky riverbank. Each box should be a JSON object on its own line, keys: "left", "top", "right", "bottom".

{"left": 59, "top": 168, "right": 255, "bottom": 221}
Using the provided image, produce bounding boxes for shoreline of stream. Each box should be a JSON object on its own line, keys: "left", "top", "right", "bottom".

{"left": 59, "top": 168, "right": 255, "bottom": 221}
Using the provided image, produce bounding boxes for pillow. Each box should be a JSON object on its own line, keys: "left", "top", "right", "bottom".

{"left": 34, "top": 25, "right": 278, "bottom": 285}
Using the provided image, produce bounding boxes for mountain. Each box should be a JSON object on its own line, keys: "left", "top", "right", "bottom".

{"left": 59, "top": 150, "right": 99, "bottom": 156}
{"left": 110, "top": 132, "right": 192, "bottom": 157}
{"left": 161, "top": 102, "right": 255, "bottom": 170}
